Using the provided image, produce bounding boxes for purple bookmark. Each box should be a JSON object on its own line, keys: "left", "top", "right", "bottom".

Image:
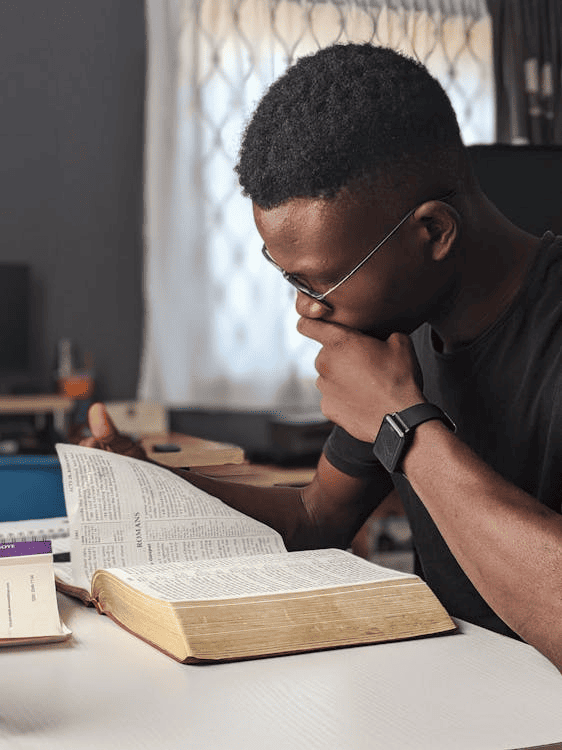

{"left": 0, "top": 541, "right": 52, "bottom": 558}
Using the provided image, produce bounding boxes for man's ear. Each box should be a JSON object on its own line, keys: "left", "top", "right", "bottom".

{"left": 414, "top": 200, "right": 460, "bottom": 262}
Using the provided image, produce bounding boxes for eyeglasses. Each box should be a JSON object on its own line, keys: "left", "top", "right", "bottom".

{"left": 262, "top": 190, "right": 456, "bottom": 309}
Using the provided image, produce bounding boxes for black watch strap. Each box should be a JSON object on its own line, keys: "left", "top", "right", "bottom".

{"left": 372, "top": 403, "right": 455, "bottom": 473}
{"left": 393, "top": 403, "right": 455, "bottom": 432}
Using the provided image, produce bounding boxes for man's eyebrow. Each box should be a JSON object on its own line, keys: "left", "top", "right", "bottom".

{"left": 266, "top": 247, "right": 325, "bottom": 280}
{"left": 289, "top": 264, "right": 337, "bottom": 285}
{"left": 265, "top": 240, "right": 348, "bottom": 284}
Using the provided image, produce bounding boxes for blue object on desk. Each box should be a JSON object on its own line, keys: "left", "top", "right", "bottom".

{"left": 0, "top": 455, "right": 66, "bottom": 522}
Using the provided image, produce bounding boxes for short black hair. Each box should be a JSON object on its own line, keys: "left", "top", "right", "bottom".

{"left": 235, "top": 43, "right": 466, "bottom": 209}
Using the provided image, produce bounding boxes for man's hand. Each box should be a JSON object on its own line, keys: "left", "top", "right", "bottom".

{"left": 79, "top": 402, "right": 148, "bottom": 460}
{"left": 297, "top": 318, "right": 424, "bottom": 442}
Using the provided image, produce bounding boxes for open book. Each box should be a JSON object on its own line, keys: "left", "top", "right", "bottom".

{"left": 54, "top": 443, "right": 455, "bottom": 663}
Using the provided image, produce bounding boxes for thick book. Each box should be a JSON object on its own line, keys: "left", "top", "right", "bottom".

{"left": 54, "top": 443, "right": 455, "bottom": 663}
{"left": 0, "top": 540, "right": 71, "bottom": 647}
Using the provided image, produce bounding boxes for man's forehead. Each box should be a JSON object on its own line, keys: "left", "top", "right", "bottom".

{"left": 253, "top": 195, "right": 333, "bottom": 233}
{"left": 253, "top": 190, "right": 390, "bottom": 247}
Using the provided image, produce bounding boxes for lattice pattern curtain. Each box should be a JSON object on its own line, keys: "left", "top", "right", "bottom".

{"left": 139, "top": 0, "right": 493, "bottom": 410}
{"left": 489, "top": 0, "right": 562, "bottom": 145}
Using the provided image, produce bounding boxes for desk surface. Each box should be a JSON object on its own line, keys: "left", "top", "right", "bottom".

{"left": 1, "top": 593, "right": 561, "bottom": 750}
{"left": 141, "top": 432, "right": 246, "bottom": 468}
{"left": 141, "top": 432, "right": 316, "bottom": 487}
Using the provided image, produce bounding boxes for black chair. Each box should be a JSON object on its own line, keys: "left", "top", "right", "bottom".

{"left": 468, "top": 144, "right": 562, "bottom": 236}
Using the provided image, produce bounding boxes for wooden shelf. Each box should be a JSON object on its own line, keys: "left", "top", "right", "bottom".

{"left": 0, "top": 394, "right": 76, "bottom": 438}
{"left": 0, "top": 395, "right": 75, "bottom": 415}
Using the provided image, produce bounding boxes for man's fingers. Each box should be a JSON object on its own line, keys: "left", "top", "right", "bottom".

{"left": 88, "top": 402, "right": 119, "bottom": 440}
{"left": 297, "top": 316, "right": 350, "bottom": 345}
{"left": 79, "top": 436, "right": 99, "bottom": 448}
{"left": 80, "top": 402, "right": 148, "bottom": 460}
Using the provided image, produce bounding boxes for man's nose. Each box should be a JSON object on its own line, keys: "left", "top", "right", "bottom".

{"left": 295, "top": 291, "right": 328, "bottom": 319}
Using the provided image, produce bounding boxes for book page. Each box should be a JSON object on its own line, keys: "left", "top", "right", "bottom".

{"left": 56, "top": 444, "right": 286, "bottom": 589}
{"left": 102, "top": 548, "right": 416, "bottom": 602}
{"left": 0, "top": 542, "right": 71, "bottom": 643}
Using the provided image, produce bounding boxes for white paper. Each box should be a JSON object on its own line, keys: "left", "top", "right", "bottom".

{"left": 0, "top": 553, "right": 70, "bottom": 642}
{"left": 104, "top": 548, "right": 415, "bottom": 602}
{"left": 56, "top": 444, "right": 286, "bottom": 588}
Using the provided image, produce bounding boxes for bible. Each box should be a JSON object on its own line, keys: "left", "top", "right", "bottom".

{"left": 54, "top": 443, "right": 455, "bottom": 663}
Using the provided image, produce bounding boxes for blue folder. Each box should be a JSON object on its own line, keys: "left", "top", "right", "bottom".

{"left": 0, "top": 455, "right": 66, "bottom": 522}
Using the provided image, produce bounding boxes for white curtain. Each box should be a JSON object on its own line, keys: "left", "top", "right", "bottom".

{"left": 139, "top": 0, "right": 493, "bottom": 410}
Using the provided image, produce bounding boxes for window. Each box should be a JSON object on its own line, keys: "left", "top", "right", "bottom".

{"left": 140, "top": 0, "right": 493, "bottom": 409}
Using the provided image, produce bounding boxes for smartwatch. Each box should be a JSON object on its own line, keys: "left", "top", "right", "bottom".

{"left": 372, "top": 402, "right": 455, "bottom": 473}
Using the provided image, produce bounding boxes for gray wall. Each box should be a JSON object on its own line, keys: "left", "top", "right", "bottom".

{"left": 0, "top": 1, "right": 146, "bottom": 400}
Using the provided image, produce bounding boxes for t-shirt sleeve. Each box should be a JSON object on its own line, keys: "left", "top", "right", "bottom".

{"left": 323, "top": 424, "right": 391, "bottom": 484}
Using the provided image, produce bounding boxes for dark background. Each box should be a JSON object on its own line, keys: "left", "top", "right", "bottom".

{"left": 0, "top": 0, "right": 145, "bottom": 400}
{"left": 468, "top": 145, "right": 562, "bottom": 237}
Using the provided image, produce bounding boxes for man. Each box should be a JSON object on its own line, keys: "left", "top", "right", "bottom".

{"left": 83, "top": 44, "right": 562, "bottom": 670}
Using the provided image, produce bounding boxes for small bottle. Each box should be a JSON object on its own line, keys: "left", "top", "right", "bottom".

{"left": 57, "top": 338, "right": 73, "bottom": 381}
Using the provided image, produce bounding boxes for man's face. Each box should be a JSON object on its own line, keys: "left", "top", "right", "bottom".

{"left": 254, "top": 189, "right": 453, "bottom": 340}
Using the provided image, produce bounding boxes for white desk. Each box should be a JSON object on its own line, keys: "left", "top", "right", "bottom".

{"left": 1, "top": 593, "right": 561, "bottom": 750}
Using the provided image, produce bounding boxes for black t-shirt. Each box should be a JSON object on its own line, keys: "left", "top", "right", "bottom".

{"left": 324, "top": 232, "right": 562, "bottom": 637}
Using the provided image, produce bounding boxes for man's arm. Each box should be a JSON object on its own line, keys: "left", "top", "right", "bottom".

{"left": 402, "top": 421, "right": 562, "bottom": 671}
{"left": 81, "top": 403, "right": 385, "bottom": 551}
{"left": 185, "top": 453, "right": 382, "bottom": 551}
{"left": 297, "top": 318, "right": 562, "bottom": 671}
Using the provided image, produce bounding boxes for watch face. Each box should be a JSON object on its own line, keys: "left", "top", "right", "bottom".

{"left": 373, "top": 417, "right": 404, "bottom": 473}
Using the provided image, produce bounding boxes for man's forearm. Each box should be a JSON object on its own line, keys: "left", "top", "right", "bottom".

{"left": 175, "top": 454, "right": 380, "bottom": 552}
{"left": 174, "top": 469, "right": 322, "bottom": 550}
{"left": 402, "top": 420, "right": 562, "bottom": 670}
